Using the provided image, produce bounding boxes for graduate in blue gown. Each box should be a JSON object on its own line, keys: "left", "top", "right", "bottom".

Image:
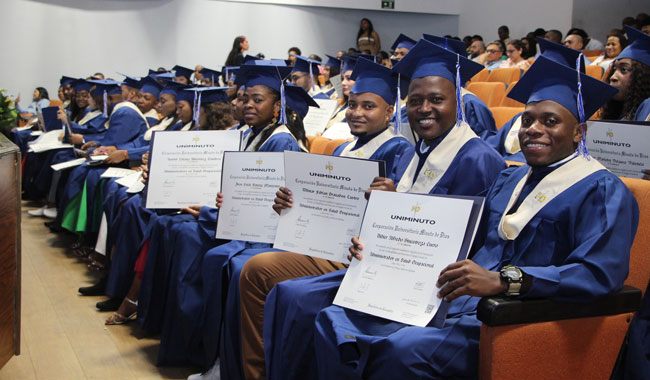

{"left": 254, "top": 40, "right": 506, "bottom": 380}
{"left": 312, "top": 55, "right": 638, "bottom": 380}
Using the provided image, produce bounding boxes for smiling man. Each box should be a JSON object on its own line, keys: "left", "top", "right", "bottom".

{"left": 312, "top": 54, "right": 639, "bottom": 380}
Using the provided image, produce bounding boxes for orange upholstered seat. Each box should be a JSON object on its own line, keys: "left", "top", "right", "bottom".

{"left": 306, "top": 136, "right": 350, "bottom": 155}
{"left": 586, "top": 65, "right": 604, "bottom": 80}
{"left": 500, "top": 81, "right": 525, "bottom": 107}
{"left": 478, "top": 177, "right": 650, "bottom": 380}
{"left": 466, "top": 82, "right": 506, "bottom": 108}
{"left": 49, "top": 99, "right": 63, "bottom": 108}
{"left": 490, "top": 106, "right": 524, "bottom": 130}
{"left": 486, "top": 67, "right": 522, "bottom": 85}
{"left": 470, "top": 69, "right": 490, "bottom": 83}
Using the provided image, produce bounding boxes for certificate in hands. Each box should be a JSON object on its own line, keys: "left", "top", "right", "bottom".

{"left": 334, "top": 191, "right": 483, "bottom": 327}
{"left": 216, "top": 152, "right": 285, "bottom": 243}
{"left": 145, "top": 130, "right": 241, "bottom": 209}
{"left": 586, "top": 120, "right": 650, "bottom": 178}
{"left": 273, "top": 151, "right": 385, "bottom": 262}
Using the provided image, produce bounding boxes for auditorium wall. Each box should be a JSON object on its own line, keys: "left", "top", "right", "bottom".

{"left": 0, "top": 0, "right": 639, "bottom": 100}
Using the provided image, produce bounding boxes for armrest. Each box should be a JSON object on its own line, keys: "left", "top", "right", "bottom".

{"left": 477, "top": 285, "right": 642, "bottom": 326}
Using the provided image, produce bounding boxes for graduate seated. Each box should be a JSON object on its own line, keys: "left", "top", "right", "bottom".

{"left": 15, "top": 86, "right": 50, "bottom": 120}
{"left": 289, "top": 54, "right": 323, "bottom": 96}
{"left": 311, "top": 54, "right": 638, "bottom": 380}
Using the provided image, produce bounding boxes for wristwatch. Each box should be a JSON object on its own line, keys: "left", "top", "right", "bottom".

{"left": 500, "top": 266, "right": 523, "bottom": 296}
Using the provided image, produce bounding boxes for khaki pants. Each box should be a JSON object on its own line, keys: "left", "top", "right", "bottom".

{"left": 239, "top": 251, "right": 347, "bottom": 380}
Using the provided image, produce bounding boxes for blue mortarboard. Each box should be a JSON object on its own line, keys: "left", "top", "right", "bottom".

{"left": 222, "top": 66, "right": 240, "bottom": 83}
{"left": 507, "top": 55, "right": 618, "bottom": 156}
{"left": 118, "top": 73, "right": 140, "bottom": 88}
{"left": 137, "top": 76, "right": 163, "bottom": 98}
{"left": 340, "top": 54, "right": 359, "bottom": 73}
{"left": 350, "top": 57, "right": 399, "bottom": 105}
{"left": 199, "top": 67, "right": 222, "bottom": 86}
{"left": 71, "top": 79, "right": 92, "bottom": 92}
{"left": 175, "top": 87, "right": 196, "bottom": 104}
{"left": 87, "top": 79, "right": 123, "bottom": 116}
{"left": 172, "top": 65, "right": 193, "bottom": 80}
{"left": 248, "top": 59, "right": 289, "bottom": 67}
{"left": 393, "top": 38, "right": 485, "bottom": 127}
{"left": 422, "top": 34, "right": 468, "bottom": 56}
{"left": 292, "top": 55, "right": 322, "bottom": 91}
{"left": 60, "top": 76, "right": 76, "bottom": 86}
{"left": 184, "top": 87, "right": 230, "bottom": 125}
{"left": 235, "top": 62, "right": 294, "bottom": 124}
{"left": 284, "top": 84, "right": 319, "bottom": 119}
{"left": 537, "top": 37, "right": 586, "bottom": 72}
{"left": 159, "top": 81, "right": 186, "bottom": 97}
{"left": 244, "top": 55, "right": 259, "bottom": 64}
{"left": 324, "top": 54, "right": 342, "bottom": 70}
{"left": 357, "top": 53, "right": 377, "bottom": 63}
{"left": 390, "top": 58, "right": 400, "bottom": 66}
{"left": 618, "top": 25, "right": 650, "bottom": 67}
{"left": 391, "top": 33, "right": 417, "bottom": 52}
{"left": 150, "top": 71, "right": 175, "bottom": 80}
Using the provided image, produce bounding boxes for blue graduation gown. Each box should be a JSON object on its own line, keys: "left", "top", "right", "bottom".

{"left": 463, "top": 92, "right": 497, "bottom": 140}
{"left": 313, "top": 166, "right": 638, "bottom": 380}
{"left": 263, "top": 136, "right": 506, "bottom": 380}
{"left": 634, "top": 98, "right": 650, "bottom": 121}
{"left": 153, "top": 131, "right": 303, "bottom": 367}
{"left": 485, "top": 112, "right": 527, "bottom": 163}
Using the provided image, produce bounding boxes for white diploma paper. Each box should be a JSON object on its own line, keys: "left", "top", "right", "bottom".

{"left": 100, "top": 167, "right": 136, "bottom": 178}
{"left": 273, "top": 151, "right": 384, "bottom": 262}
{"left": 330, "top": 74, "right": 342, "bottom": 100}
{"left": 302, "top": 98, "right": 339, "bottom": 137}
{"left": 145, "top": 130, "right": 241, "bottom": 209}
{"left": 51, "top": 157, "right": 86, "bottom": 171}
{"left": 216, "top": 152, "right": 285, "bottom": 243}
{"left": 321, "top": 122, "right": 353, "bottom": 140}
{"left": 28, "top": 129, "right": 73, "bottom": 153}
{"left": 586, "top": 120, "right": 650, "bottom": 178}
{"left": 334, "top": 191, "right": 475, "bottom": 327}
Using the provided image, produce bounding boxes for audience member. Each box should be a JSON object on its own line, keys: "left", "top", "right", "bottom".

{"left": 357, "top": 18, "right": 381, "bottom": 55}
{"left": 591, "top": 31, "right": 627, "bottom": 70}
{"left": 500, "top": 39, "right": 531, "bottom": 69}
{"left": 225, "top": 36, "right": 249, "bottom": 66}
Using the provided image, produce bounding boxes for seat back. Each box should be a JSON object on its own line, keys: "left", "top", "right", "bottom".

{"left": 500, "top": 81, "right": 525, "bottom": 107}
{"left": 467, "top": 82, "right": 506, "bottom": 108}
{"left": 490, "top": 106, "right": 524, "bottom": 130}
{"left": 486, "top": 67, "right": 522, "bottom": 85}
{"left": 620, "top": 177, "right": 650, "bottom": 296}
{"left": 585, "top": 65, "right": 604, "bottom": 80}
{"left": 470, "top": 68, "right": 490, "bottom": 83}
{"left": 306, "top": 136, "right": 350, "bottom": 155}
{"left": 49, "top": 99, "right": 62, "bottom": 108}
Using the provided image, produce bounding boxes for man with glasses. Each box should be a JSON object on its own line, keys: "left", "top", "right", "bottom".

{"left": 484, "top": 40, "right": 506, "bottom": 70}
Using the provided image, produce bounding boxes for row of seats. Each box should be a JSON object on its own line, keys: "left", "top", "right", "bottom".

{"left": 469, "top": 64, "right": 608, "bottom": 87}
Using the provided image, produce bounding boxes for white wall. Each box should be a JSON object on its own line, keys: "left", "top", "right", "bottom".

{"left": 571, "top": 0, "right": 648, "bottom": 43}
{"left": 1, "top": 0, "right": 628, "bottom": 109}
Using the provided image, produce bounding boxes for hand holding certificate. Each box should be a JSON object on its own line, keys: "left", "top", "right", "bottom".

{"left": 216, "top": 152, "right": 285, "bottom": 243}
{"left": 334, "top": 191, "right": 483, "bottom": 327}
{"left": 145, "top": 130, "right": 241, "bottom": 209}
{"left": 273, "top": 151, "right": 385, "bottom": 262}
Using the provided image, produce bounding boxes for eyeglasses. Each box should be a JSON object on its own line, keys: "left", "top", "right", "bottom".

{"left": 486, "top": 49, "right": 501, "bottom": 54}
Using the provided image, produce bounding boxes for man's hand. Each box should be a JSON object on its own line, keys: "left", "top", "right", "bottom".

{"left": 68, "top": 133, "right": 84, "bottom": 145}
{"left": 272, "top": 187, "right": 293, "bottom": 215}
{"left": 105, "top": 149, "right": 129, "bottom": 164}
{"left": 93, "top": 146, "right": 117, "bottom": 155}
{"left": 216, "top": 192, "right": 224, "bottom": 208}
{"left": 643, "top": 169, "right": 650, "bottom": 181}
{"left": 347, "top": 236, "right": 364, "bottom": 262}
{"left": 180, "top": 205, "right": 203, "bottom": 220}
{"left": 57, "top": 109, "right": 68, "bottom": 124}
{"left": 142, "top": 151, "right": 149, "bottom": 166}
{"left": 81, "top": 141, "right": 98, "bottom": 150}
{"left": 436, "top": 260, "right": 506, "bottom": 302}
{"left": 364, "top": 177, "right": 396, "bottom": 200}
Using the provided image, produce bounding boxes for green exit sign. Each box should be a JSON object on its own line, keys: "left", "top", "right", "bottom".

{"left": 381, "top": 0, "right": 394, "bottom": 9}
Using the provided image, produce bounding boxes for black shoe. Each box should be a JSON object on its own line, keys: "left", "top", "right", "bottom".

{"left": 96, "top": 297, "right": 122, "bottom": 312}
{"left": 78, "top": 277, "right": 107, "bottom": 296}
{"left": 45, "top": 220, "right": 63, "bottom": 233}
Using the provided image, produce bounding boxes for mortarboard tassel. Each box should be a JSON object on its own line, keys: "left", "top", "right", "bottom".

{"left": 102, "top": 90, "right": 108, "bottom": 117}
{"left": 455, "top": 54, "right": 466, "bottom": 127}
{"left": 193, "top": 92, "right": 202, "bottom": 126}
{"left": 575, "top": 53, "right": 590, "bottom": 158}
{"left": 395, "top": 73, "right": 402, "bottom": 134}
{"left": 309, "top": 64, "right": 315, "bottom": 92}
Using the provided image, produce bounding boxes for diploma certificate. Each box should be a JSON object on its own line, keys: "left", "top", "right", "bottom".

{"left": 216, "top": 152, "right": 285, "bottom": 243}
{"left": 273, "top": 151, "right": 385, "bottom": 262}
{"left": 302, "top": 98, "right": 339, "bottom": 136}
{"left": 334, "top": 191, "right": 481, "bottom": 327}
{"left": 586, "top": 120, "right": 650, "bottom": 179}
{"left": 145, "top": 130, "right": 241, "bottom": 209}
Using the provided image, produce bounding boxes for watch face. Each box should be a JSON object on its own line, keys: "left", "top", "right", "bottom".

{"left": 505, "top": 267, "right": 522, "bottom": 280}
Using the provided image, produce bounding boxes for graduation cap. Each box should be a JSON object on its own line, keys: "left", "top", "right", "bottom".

{"left": 284, "top": 84, "right": 319, "bottom": 119}
{"left": 172, "top": 65, "right": 193, "bottom": 81}
{"left": 87, "top": 79, "right": 123, "bottom": 116}
{"left": 235, "top": 62, "right": 294, "bottom": 124}
{"left": 291, "top": 55, "right": 322, "bottom": 91}
{"left": 137, "top": 76, "right": 163, "bottom": 98}
{"left": 340, "top": 54, "right": 359, "bottom": 73}
{"left": 422, "top": 34, "right": 468, "bottom": 56}
{"left": 159, "top": 81, "right": 187, "bottom": 98}
{"left": 71, "top": 78, "right": 92, "bottom": 92}
{"left": 244, "top": 55, "right": 259, "bottom": 64}
{"left": 537, "top": 37, "right": 586, "bottom": 72}
{"left": 199, "top": 67, "right": 222, "bottom": 86}
{"left": 175, "top": 86, "right": 196, "bottom": 104}
{"left": 393, "top": 38, "right": 485, "bottom": 126}
{"left": 391, "top": 33, "right": 417, "bottom": 52}
{"left": 117, "top": 73, "right": 140, "bottom": 88}
{"left": 324, "top": 54, "right": 342, "bottom": 70}
{"left": 183, "top": 87, "right": 231, "bottom": 125}
{"left": 357, "top": 53, "right": 377, "bottom": 63}
{"left": 149, "top": 69, "right": 175, "bottom": 80}
{"left": 222, "top": 66, "right": 240, "bottom": 83}
{"left": 507, "top": 55, "right": 618, "bottom": 157}
{"left": 60, "top": 76, "right": 76, "bottom": 87}
{"left": 618, "top": 25, "right": 650, "bottom": 67}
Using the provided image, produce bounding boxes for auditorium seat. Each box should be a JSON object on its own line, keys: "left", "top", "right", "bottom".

{"left": 466, "top": 82, "right": 506, "bottom": 108}
{"left": 486, "top": 67, "right": 522, "bottom": 85}
{"left": 490, "top": 106, "right": 524, "bottom": 130}
{"left": 470, "top": 69, "right": 490, "bottom": 83}
{"left": 49, "top": 100, "right": 62, "bottom": 108}
{"left": 477, "top": 177, "right": 650, "bottom": 380}
{"left": 306, "top": 136, "right": 350, "bottom": 155}
{"left": 584, "top": 49, "right": 605, "bottom": 58}
{"left": 586, "top": 65, "right": 604, "bottom": 80}
{"left": 500, "top": 81, "right": 525, "bottom": 107}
